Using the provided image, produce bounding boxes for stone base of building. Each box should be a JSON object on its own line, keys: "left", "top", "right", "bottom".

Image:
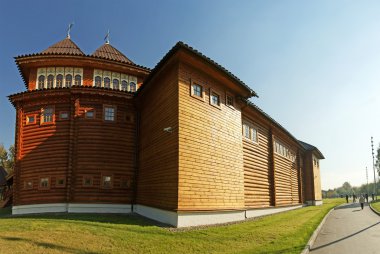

{"left": 12, "top": 203, "right": 305, "bottom": 227}
{"left": 306, "top": 200, "right": 323, "bottom": 206}
{"left": 12, "top": 203, "right": 132, "bottom": 215}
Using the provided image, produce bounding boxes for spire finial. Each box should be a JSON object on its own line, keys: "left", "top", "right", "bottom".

{"left": 67, "top": 22, "right": 74, "bottom": 39}
{"left": 104, "top": 29, "right": 110, "bottom": 44}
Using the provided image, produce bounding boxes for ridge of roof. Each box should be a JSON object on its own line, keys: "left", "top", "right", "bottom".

{"left": 91, "top": 43, "right": 134, "bottom": 64}
{"left": 41, "top": 38, "right": 85, "bottom": 55}
{"left": 298, "top": 140, "right": 325, "bottom": 159}
{"left": 137, "top": 41, "right": 258, "bottom": 98}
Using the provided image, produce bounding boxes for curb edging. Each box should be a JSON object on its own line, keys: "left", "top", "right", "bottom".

{"left": 300, "top": 204, "right": 342, "bottom": 254}
{"left": 369, "top": 202, "right": 380, "bottom": 216}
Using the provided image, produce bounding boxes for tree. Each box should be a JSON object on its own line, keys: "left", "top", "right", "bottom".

{"left": 0, "top": 144, "right": 15, "bottom": 174}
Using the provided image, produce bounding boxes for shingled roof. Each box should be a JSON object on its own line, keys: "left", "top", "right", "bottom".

{"left": 41, "top": 38, "right": 85, "bottom": 55}
{"left": 91, "top": 43, "right": 134, "bottom": 64}
{"left": 299, "top": 140, "right": 325, "bottom": 159}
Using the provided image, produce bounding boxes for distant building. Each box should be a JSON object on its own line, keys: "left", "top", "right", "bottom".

{"left": 8, "top": 36, "right": 324, "bottom": 227}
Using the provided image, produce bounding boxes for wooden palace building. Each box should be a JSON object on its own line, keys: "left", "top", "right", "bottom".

{"left": 8, "top": 35, "right": 324, "bottom": 227}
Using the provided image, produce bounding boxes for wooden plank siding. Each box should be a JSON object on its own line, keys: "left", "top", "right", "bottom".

{"left": 241, "top": 116, "right": 271, "bottom": 208}
{"left": 177, "top": 63, "right": 245, "bottom": 211}
{"left": 137, "top": 62, "right": 179, "bottom": 211}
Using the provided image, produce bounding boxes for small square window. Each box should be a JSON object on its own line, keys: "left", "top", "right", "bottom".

{"left": 24, "top": 180, "right": 33, "bottom": 189}
{"left": 26, "top": 114, "right": 36, "bottom": 125}
{"left": 41, "top": 107, "right": 54, "bottom": 124}
{"left": 85, "top": 110, "right": 95, "bottom": 119}
{"left": 39, "top": 177, "right": 50, "bottom": 190}
{"left": 56, "top": 177, "right": 66, "bottom": 187}
{"left": 190, "top": 81, "right": 205, "bottom": 101}
{"left": 226, "top": 94, "right": 234, "bottom": 107}
{"left": 83, "top": 176, "right": 93, "bottom": 187}
{"left": 210, "top": 89, "right": 221, "bottom": 108}
{"left": 59, "top": 111, "right": 69, "bottom": 120}
{"left": 192, "top": 83, "right": 202, "bottom": 97}
{"left": 102, "top": 175, "right": 113, "bottom": 189}
{"left": 104, "top": 106, "right": 116, "bottom": 122}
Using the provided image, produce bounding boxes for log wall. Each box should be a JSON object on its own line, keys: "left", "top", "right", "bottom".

{"left": 242, "top": 116, "right": 271, "bottom": 208}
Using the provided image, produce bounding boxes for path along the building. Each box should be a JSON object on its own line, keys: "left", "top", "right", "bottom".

{"left": 310, "top": 202, "right": 380, "bottom": 254}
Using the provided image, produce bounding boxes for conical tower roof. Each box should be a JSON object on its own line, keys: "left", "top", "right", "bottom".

{"left": 91, "top": 43, "right": 134, "bottom": 64}
{"left": 41, "top": 38, "right": 85, "bottom": 55}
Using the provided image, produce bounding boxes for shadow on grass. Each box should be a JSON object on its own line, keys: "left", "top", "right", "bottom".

{"left": 1, "top": 236, "right": 100, "bottom": 254}
{"left": 1, "top": 211, "right": 172, "bottom": 230}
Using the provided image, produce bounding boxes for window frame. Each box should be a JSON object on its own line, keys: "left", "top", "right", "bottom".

{"left": 242, "top": 121, "right": 259, "bottom": 144}
{"left": 101, "top": 174, "right": 113, "bottom": 189}
{"left": 38, "top": 75, "right": 45, "bottom": 89}
{"left": 190, "top": 81, "right": 205, "bottom": 101}
{"left": 226, "top": 93, "right": 234, "bottom": 108}
{"left": 103, "top": 105, "right": 117, "bottom": 122}
{"left": 82, "top": 175, "right": 94, "bottom": 187}
{"left": 209, "top": 88, "right": 221, "bottom": 109}
{"left": 85, "top": 109, "right": 96, "bottom": 119}
{"left": 38, "top": 177, "right": 50, "bottom": 190}
{"left": 40, "top": 106, "right": 55, "bottom": 125}
{"left": 74, "top": 74, "right": 82, "bottom": 86}
{"left": 26, "top": 114, "right": 37, "bottom": 125}
{"left": 23, "top": 180, "right": 34, "bottom": 190}
{"left": 59, "top": 111, "right": 70, "bottom": 120}
{"left": 55, "top": 176, "right": 66, "bottom": 188}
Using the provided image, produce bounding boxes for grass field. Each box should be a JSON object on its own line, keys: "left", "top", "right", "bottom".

{"left": 0, "top": 199, "right": 344, "bottom": 254}
{"left": 371, "top": 199, "right": 380, "bottom": 213}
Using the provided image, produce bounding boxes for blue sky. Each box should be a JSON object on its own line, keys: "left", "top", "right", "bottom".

{"left": 1, "top": 0, "right": 379, "bottom": 189}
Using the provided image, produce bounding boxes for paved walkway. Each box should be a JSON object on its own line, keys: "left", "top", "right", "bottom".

{"left": 310, "top": 202, "right": 380, "bottom": 254}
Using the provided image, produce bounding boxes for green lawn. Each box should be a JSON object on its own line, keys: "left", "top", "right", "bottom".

{"left": 0, "top": 199, "right": 344, "bottom": 254}
{"left": 371, "top": 199, "right": 380, "bottom": 213}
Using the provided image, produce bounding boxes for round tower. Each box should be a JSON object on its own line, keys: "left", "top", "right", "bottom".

{"left": 9, "top": 36, "right": 150, "bottom": 214}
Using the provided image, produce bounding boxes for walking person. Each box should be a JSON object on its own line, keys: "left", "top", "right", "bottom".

{"left": 346, "top": 194, "right": 349, "bottom": 203}
{"left": 359, "top": 195, "right": 365, "bottom": 210}
{"left": 365, "top": 193, "right": 368, "bottom": 203}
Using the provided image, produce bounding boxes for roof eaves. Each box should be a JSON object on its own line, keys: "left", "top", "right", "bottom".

{"left": 242, "top": 98, "right": 305, "bottom": 149}
{"left": 137, "top": 41, "right": 258, "bottom": 98}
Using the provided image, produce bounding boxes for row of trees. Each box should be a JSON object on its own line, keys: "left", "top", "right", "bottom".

{"left": 323, "top": 181, "right": 380, "bottom": 198}
{"left": 0, "top": 144, "right": 15, "bottom": 174}
{"left": 324, "top": 143, "right": 380, "bottom": 198}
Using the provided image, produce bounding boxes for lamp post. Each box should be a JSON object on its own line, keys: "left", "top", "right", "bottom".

{"left": 371, "top": 137, "right": 377, "bottom": 200}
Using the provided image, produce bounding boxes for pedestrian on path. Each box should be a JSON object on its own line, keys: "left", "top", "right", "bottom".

{"left": 346, "top": 194, "right": 349, "bottom": 203}
{"left": 353, "top": 194, "right": 356, "bottom": 203}
{"left": 365, "top": 193, "right": 368, "bottom": 203}
{"left": 359, "top": 195, "right": 365, "bottom": 210}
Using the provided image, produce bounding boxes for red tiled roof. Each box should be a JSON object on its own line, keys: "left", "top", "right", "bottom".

{"left": 41, "top": 38, "right": 85, "bottom": 55}
{"left": 91, "top": 43, "right": 134, "bottom": 64}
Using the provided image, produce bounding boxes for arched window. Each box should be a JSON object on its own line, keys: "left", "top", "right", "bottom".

{"left": 65, "top": 74, "right": 72, "bottom": 87}
{"left": 47, "top": 75, "right": 54, "bottom": 88}
{"left": 94, "top": 76, "right": 102, "bottom": 87}
{"left": 113, "top": 79, "right": 119, "bottom": 90}
{"left": 104, "top": 77, "right": 110, "bottom": 88}
{"left": 56, "top": 74, "right": 63, "bottom": 88}
{"left": 130, "top": 82, "right": 136, "bottom": 92}
{"left": 121, "top": 80, "right": 128, "bottom": 91}
{"left": 75, "top": 75, "right": 81, "bottom": 86}
{"left": 38, "top": 75, "right": 45, "bottom": 89}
